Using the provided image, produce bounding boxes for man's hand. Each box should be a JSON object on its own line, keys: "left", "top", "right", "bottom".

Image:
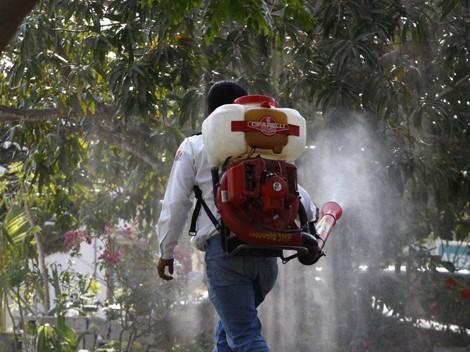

{"left": 157, "top": 258, "right": 174, "bottom": 280}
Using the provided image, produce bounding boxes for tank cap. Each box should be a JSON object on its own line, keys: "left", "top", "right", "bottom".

{"left": 234, "top": 95, "right": 277, "bottom": 108}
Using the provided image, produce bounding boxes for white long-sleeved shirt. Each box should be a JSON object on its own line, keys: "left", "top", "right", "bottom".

{"left": 156, "top": 134, "right": 317, "bottom": 259}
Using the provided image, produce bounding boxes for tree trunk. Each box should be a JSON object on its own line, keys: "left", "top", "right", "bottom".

{"left": 33, "top": 232, "right": 51, "bottom": 313}
{"left": 23, "top": 204, "right": 50, "bottom": 313}
{"left": 0, "top": 0, "right": 38, "bottom": 52}
{"left": 0, "top": 291, "right": 6, "bottom": 333}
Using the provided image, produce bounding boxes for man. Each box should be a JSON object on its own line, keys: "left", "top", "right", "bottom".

{"left": 156, "top": 81, "right": 317, "bottom": 351}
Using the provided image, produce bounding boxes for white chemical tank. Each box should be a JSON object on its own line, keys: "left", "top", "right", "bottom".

{"left": 202, "top": 95, "right": 306, "bottom": 166}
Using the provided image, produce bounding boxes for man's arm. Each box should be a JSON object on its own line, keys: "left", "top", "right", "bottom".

{"left": 156, "top": 138, "right": 195, "bottom": 280}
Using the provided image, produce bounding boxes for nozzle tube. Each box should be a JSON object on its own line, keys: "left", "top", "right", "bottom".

{"left": 315, "top": 202, "right": 343, "bottom": 250}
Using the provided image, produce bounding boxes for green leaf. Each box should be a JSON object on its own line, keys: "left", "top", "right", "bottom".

{"left": 439, "top": 261, "right": 456, "bottom": 273}
{"left": 4, "top": 211, "right": 28, "bottom": 238}
{"left": 36, "top": 323, "right": 57, "bottom": 352}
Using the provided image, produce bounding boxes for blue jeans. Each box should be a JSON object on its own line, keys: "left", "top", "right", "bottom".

{"left": 205, "top": 235, "right": 278, "bottom": 352}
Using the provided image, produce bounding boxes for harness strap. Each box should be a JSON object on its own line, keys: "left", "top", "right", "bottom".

{"left": 189, "top": 185, "right": 219, "bottom": 236}
{"left": 298, "top": 198, "right": 308, "bottom": 232}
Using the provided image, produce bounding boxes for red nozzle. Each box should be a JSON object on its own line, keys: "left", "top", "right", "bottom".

{"left": 321, "top": 202, "right": 343, "bottom": 221}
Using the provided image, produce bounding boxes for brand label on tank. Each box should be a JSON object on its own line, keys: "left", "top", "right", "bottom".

{"left": 231, "top": 118, "right": 299, "bottom": 136}
{"left": 247, "top": 116, "right": 288, "bottom": 136}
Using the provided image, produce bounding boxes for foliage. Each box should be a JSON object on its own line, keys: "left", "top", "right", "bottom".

{"left": 0, "top": 196, "right": 44, "bottom": 352}
{"left": 32, "top": 264, "right": 100, "bottom": 352}
{"left": 35, "top": 320, "right": 81, "bottom": 352}
{"left": 97, "top": 225, "right": 204, "bottom": 351}
{"left": 0, "top": 0, "right": 468, "bottom": 249}
{"left": 0, "top": 0, "right": 469, "bottom": 350}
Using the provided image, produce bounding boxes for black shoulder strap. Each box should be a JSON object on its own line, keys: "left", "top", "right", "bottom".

{"left": 298, "top": 199, "right": 309, "bottom": 232}
{"left": 189, "top": 185, "right": 219, "bottom": 236}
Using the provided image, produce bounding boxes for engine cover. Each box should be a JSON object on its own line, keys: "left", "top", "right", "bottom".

{"left": 217, "top": 157, "right": 302, "bottom": 247}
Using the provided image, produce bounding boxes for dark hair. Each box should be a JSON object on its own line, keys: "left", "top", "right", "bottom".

{"left": 207, "top": 80, "right": 248, "bottom": 114}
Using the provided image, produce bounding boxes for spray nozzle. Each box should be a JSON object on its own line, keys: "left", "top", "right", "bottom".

{"left": 321, "top": 202, "right": 343, "bottom": 222}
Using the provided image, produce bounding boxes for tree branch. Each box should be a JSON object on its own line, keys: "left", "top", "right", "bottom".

{"left": 0, "top": 104, "right": 160, "bottom": 171}
{"left": 0, "top": 105, "right": 63, "bottom": 123}
{"left": 435, "top": 74, "right": 470, "bottom": 100}
{"left": 95, "top": 126, "right": 161, "bottom": 172}
{"left": 379, "top": 43, "right": 430, "bottom": 67}
{"left": 0, "top": 104, "right": 117, "bottom": 123}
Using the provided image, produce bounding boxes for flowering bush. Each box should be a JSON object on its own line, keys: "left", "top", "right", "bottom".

{"left": 98, "top": 222, "right": 140, "bottom": 266}
{"left": 63, "top": 229, "right": 91, "bottom": 252}
{"left": 460, "top": 288, "right": 470, "bottom": 300}
{"left": 445, "top": 277, "right": 470, "bottom": 302}
{"left": 99, "top": 248, "right": 123, "bottom": 265}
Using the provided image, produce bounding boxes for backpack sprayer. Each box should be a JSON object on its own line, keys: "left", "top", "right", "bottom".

{"left": 196, "top": 95, "right": 342, "bottom": 265}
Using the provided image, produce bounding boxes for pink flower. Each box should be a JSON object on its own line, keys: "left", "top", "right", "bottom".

{"left": 63, "top": 229, "right": 91, "bottom": 251}
{"left": 460, "top": 289, "right": 470, "bottom": 300}
{"left": 445, "top": 277, "right": 458, "bottom": 290}
{"left": 99, "top": 249, "right": 123, "bottom": 265}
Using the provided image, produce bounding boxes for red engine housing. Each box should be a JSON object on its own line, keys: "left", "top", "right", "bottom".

{"left": 216, "top": 157, "right": 302, "bottom": 247}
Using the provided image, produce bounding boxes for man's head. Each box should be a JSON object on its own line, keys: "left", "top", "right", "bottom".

{"left": 207, "top": 80, "right": 248, "bottom": 114}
